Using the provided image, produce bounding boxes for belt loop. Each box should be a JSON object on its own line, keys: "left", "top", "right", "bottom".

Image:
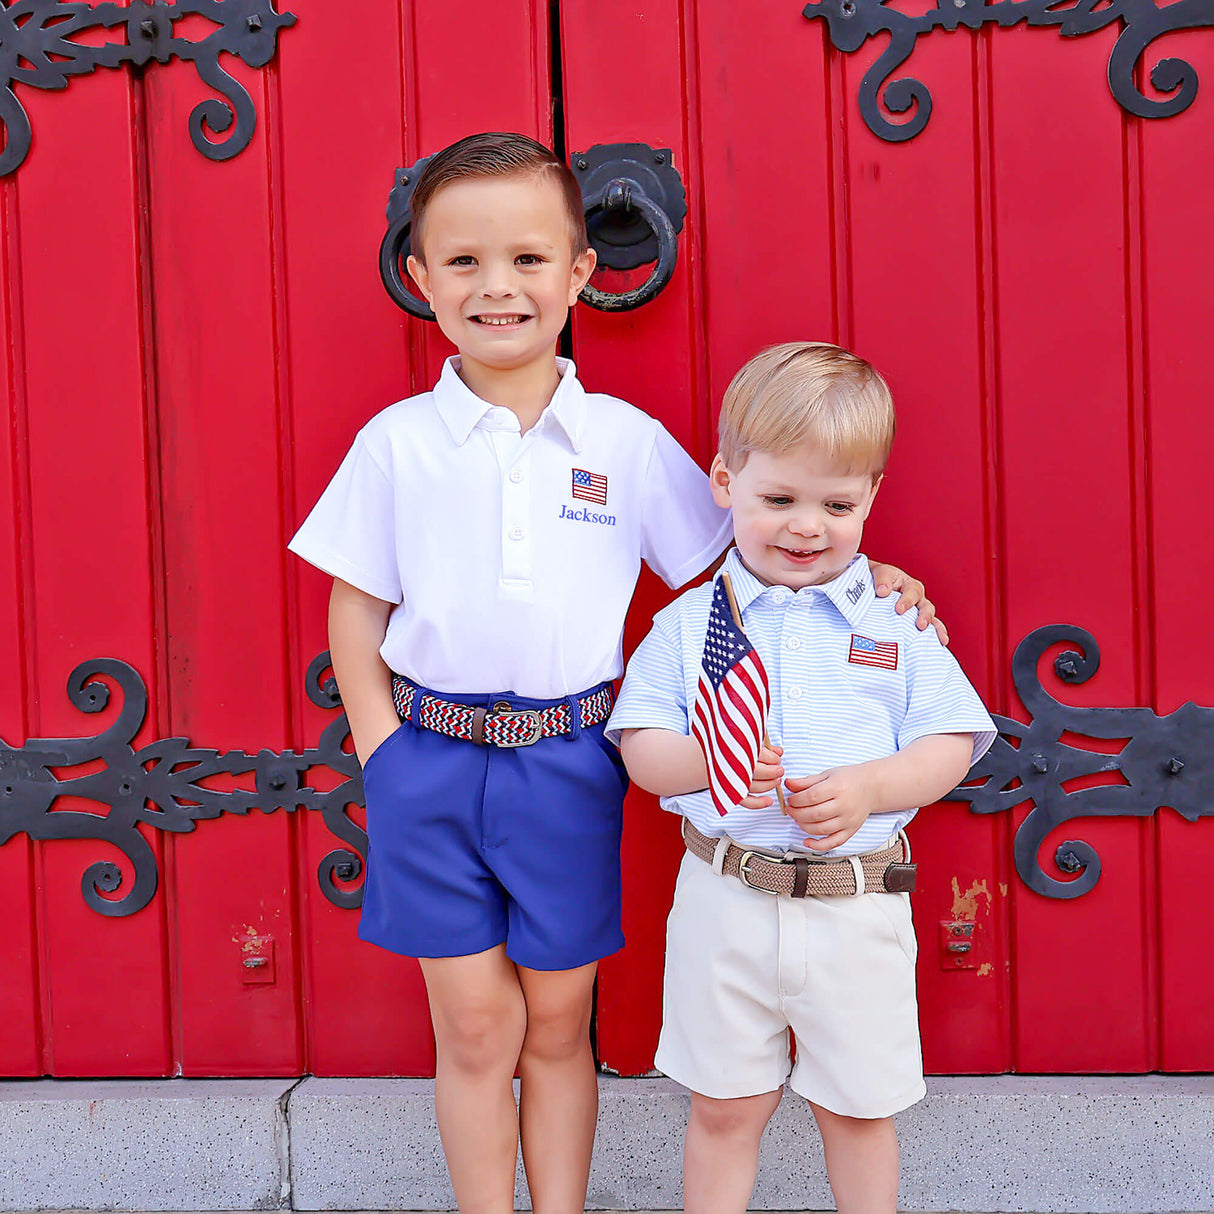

{"left": 406, "top": 681, "right": 424, "bottom": 727}
{"left": 712, "top": 836, "right": 730, "bottom": 875}
{"left": 565, "top": 693, "right": 582, "bottom": 741}
{"left": 848, "top": 854, "right": 866, "bottom": 896}
{"left": 898, "top": 828, "right": 911, "bottom": 864}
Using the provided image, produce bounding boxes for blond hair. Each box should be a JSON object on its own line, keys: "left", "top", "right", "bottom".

{"left": 718, "top": 342, "right": 895, "bottom": 475}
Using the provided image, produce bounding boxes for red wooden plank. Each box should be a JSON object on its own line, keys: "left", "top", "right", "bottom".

{"left": 140, "top": 50, "right": 303, "bottom": 1075}
{"left": 841, "top": 32, "right": 1011, "bottom": 1072}
{"left": 1137, "top": 33, "right": 1214, "bottom": 1071}
{"left": 0, "top": 178, "right": 42, "bottom": 1077}
{"left": 558, "top": 0, "right": 716, "bottom": 1074}
{"left": 989, "top": 30, "right": 1151, "bottom": 1071}
{"left": 278, "top": 0, "right": 551, "bottom": 1075}
{"left": 13, "top": 24, "right": 171, "bottom": 1074}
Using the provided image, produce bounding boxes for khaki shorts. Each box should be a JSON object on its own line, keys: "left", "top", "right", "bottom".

{"left": 655, "top": 846, "right": 927, "bottom": 1119}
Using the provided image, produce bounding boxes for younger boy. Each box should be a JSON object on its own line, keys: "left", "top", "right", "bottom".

{"left": 608, "top": 342, "right": 997, "bottom": 1214}
{"left": 290, "top": 133, "right": 937, "bottom": 1214}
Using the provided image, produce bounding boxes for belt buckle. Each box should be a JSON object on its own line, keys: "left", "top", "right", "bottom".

{"left": 490, "top": 704, "right": 543, "bottom": 748}
{"left": 737, "top": 851, "right": 781, "bottom": 895}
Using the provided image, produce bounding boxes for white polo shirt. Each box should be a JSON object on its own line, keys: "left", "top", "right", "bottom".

{"left": 606, "top": 548, "right": 997, "bottom": 856}
{"left": 289, "top": 357, "right": 732, "bottom": 699}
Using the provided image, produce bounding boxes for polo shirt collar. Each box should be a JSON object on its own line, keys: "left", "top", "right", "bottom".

{"left": 719, "top": 547, "right": 874, "bottom": 626}
{"left": 432, "top": 356, "right": 587, "bottom": 451}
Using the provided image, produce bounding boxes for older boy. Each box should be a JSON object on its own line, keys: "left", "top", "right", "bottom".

{"left": 291, "top": 134, "right": 938, "bottom": 1214}
{"left": 608, "top": 342, "right": 997, "bottom": 1214}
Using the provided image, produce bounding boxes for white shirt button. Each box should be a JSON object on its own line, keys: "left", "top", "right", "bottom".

{"left": 509, "top": 469, "right": 524, "bottom": 484}
{"left": 509, "top": 528, "right": 524, "bottom": 541}
{"left": 787, "top": 637, "right": 802, "bottom": 651}
{"left": 787, "top": 685, "right": 803, "bottom": 700}
{"left": 771, "top": 591, "right": 787, "bottom": 606}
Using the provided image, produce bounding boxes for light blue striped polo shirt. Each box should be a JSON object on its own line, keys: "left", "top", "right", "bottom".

{"left": 606, "top": 548, "right": 997, "bottom": 857}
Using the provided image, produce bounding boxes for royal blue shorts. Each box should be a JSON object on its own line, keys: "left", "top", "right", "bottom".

{"left": 357, "top": 682, "right": 627, "bottom": 971}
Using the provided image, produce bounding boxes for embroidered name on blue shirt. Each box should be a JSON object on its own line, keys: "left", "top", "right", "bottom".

{"left": 846, "top": 579, "right": 865, "bottom": 605}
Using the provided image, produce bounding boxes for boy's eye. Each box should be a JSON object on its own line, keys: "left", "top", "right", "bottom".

{"left": 763, "top": 496, "right": 793, "bottom": 507}
{"left": 447, "top": 255, "right": 476, "bottom": 267}
{"left": 827, "top": 501, "right": 855, "bottom": 514}
{"left": 515, "top": 253, "right": 544, "bottom": 266}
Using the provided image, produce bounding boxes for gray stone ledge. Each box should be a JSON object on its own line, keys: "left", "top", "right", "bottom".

{"left": 289, "top": 1075, "right": 1214, "bottom": 1214}
{"left": 2, "top": 1075, "right": 1212, "bottom": 1212}
{"left": 0, "top": 1079, "right": 296, "bottom": 1212}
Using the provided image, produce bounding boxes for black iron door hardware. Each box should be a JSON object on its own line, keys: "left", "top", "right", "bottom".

{"left": 379, "top": 141, "right": 687, "bottom": 318}
{"left": 0, "top": 654, "right": 364, "bottom": 917}
{"left": 569, "top": 142, "right": 686, "bottom": 312}
{"left": 802, "top": 0, "right": 1214, "bottom": 144}
{"left": 946, "top": 624, "right": 1213, "bottom": 899}
{"left": 4, "top": 624, "right": 1208, "bottom": 915}
{"left": 0, "top": 0, "right": 296, "bottom": 176}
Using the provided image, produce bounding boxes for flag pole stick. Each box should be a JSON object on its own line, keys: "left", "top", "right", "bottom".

{"left": 720, "top": 572, "right": 788, "bottom": 815}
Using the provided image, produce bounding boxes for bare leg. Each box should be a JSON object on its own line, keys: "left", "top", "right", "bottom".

{"left": 809, "top": 1102, "right": 899, "bottom": 1214}
{"left": 515, "top": 961, "right": 598, "bottom": 1214}
{"left": 683, "top": 1088, "right": 783, "bottom": 1214}
{"left": 420, "top": 947, "right": 528, "bottom": 1214}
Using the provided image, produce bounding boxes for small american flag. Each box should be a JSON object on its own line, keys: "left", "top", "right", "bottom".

{"left": 692, "top": 578, "right": 771, "bottom": 816}
{"left": 571, "top": 467, "right": 608, "bottom": 505}
{"left": 849, "top": 633, "right": 899, "bottom": 670}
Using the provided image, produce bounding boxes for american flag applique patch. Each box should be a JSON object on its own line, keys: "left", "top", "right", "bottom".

{"left": 849, "top": 634, "right": 898, "bottom": 670}
{"left": 571, "top": 467, "right": 608, "bottom": 505}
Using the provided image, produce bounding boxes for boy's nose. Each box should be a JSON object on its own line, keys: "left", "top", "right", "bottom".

{"left": 479, "top": 266, "right": 518, "bottom": 297}
{"left": 787, "top": 512, "right": 823, "bottom": 538}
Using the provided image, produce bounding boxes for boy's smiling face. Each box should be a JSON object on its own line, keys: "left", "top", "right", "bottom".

{"left": 407, "top": 173, "right": 595, "bottom": 392}
{"left": 710, "top": 443, "right": 881, "bottom": 590}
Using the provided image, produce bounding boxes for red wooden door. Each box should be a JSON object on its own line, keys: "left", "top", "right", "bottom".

{"left": 2, "top": 0, "right": 1212, "bottom": 1079}
{"left": 563, "top": 5, "right": 1214, "bottom": 1076}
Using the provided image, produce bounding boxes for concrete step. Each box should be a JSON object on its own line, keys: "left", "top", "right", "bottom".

{"left": 2, "top": 1076, "right": 1212, "bottom": 1212}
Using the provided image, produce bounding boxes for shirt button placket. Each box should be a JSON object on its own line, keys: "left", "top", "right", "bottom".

{"left": 501, "top": 454, "right": 531, "bottom": 584}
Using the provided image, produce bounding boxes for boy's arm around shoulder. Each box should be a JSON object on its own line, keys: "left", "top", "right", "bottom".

{"left": 328, "top": 578, "right": 400, "bottom": 767}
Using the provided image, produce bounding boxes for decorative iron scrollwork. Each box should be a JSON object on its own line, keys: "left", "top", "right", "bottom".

{"left": 802, "top": 0, "right": 1214, "bottom": 143}
{"left": 946, "top": 625, "right": 1214, "bottom": 899}
{"left": 0, "top": 0, "right": 297, "bottom": 176}
{"left": 0, "top": 653, "right": 364, "bottom": 916}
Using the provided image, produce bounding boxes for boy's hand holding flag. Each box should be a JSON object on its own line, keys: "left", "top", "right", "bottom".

{"left": 691, "top": 573, "right": 788, "bottom": 815}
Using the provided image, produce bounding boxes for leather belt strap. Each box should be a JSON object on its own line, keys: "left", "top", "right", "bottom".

{"left": 682, "top": 818, "right": 916, "bottom": 896}
{"left": 391, "top": 676, "right": 614, "bottom": 748}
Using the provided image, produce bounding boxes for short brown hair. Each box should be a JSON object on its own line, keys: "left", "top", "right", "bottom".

{"left": 409, "top": 131, "right": 588, "bottom": 263}
{"left": 718, "top": 342, "right": 895, "bottom": 475}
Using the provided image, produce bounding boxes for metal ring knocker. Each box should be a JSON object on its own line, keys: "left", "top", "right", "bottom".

{"left": 378, "top": 158, "right": 436, "bottom": 320}
{"left": 577, "top": 179, "right": 679, "bottom": 312}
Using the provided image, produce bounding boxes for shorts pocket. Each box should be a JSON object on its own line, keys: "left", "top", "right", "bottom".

{"left": 869, "top": 891, "right": 918, "bottom": 965}
{"left": 361, "top": 722, "right": 407, "bottom": 779}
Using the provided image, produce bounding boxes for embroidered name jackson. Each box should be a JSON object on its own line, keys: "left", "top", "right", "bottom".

{"left": 559, "top": 504, "right": 617, "bottom": 526}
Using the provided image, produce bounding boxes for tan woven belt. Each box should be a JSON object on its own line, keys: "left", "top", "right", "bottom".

{"left": 682, "top": 818, "right": 916, "bottom": 896}
{"left": 391, "top": 676, "right": 614, "bottom": 748}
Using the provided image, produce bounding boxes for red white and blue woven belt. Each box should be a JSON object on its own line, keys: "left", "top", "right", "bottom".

{"left": 391, "top": 676, "right": 614, "bottom": 748}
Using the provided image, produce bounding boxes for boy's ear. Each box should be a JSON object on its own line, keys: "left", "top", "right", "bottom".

{"left": 708, "top": 453, "right": 733, "bottom": 508}
{"left": 567, "top": 246, "right": 597, "bottom": 304}
{"left": 406, "top": 254, "right": 434, "bottom": 303}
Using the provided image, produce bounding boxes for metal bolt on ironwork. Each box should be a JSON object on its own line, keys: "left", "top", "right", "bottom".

{"left": 1056, "top": 848, "right": 1084, "bottom": 873}
{"left": 1167, "top": 756, "right": 1185, "bottom": 774}
{"left": 1032, "top": 753, "right": 1049, "bottom": 774}
{"left": 654, "top": 152, "right": 666, "bottom": 164}
{"left": 576, "top": 158, "right": 589, "bottom": 170}
{"left": 246, "top": 14, "right": 263, "bottom": 30}
{"left": 269, "top": 773, "right": 287, "bottom": 790}
{"left": 140, "top": 19, "right": 157, "bottom": 36}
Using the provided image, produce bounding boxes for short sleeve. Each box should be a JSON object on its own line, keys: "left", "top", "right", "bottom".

{"left": 640, "top": 424, "right": 732, "bottom": 588}
{"left": 604, "top": 615, "right": 691, "bottom": 747}
{"left": 898, "top": 629, "right": 998, "bottom": 767}
{"left": 288, "top": 435, "right": 403, "bottom": 604}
